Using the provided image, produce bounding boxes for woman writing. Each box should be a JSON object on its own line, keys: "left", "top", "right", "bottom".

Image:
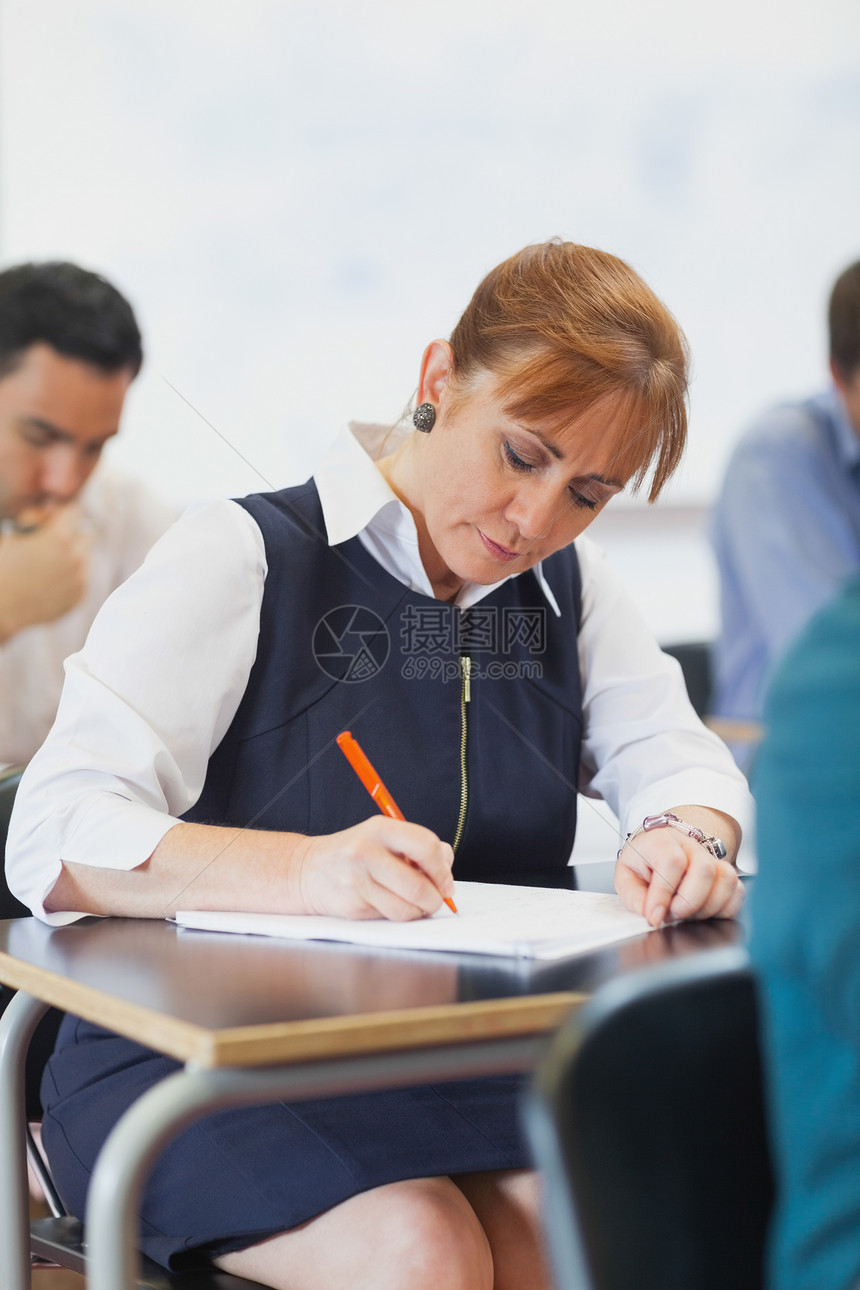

{"left": 8, "top": 240, "right": 751, "bottom": 1289}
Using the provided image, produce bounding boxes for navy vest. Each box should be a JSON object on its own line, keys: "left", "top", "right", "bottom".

{"left": 183, "top": 482, "right": 584, "bottom": 887}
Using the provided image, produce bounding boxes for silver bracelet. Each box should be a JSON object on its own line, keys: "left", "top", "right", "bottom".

{"left": 618, "top": 812, "right": 727, "bottom": 862}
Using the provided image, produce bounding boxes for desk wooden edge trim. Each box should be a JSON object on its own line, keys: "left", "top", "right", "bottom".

{"left": 0, "top": 949, "right": 584, "bottom": 1069}
{"left": 0, "top": 950, "right": 208, "bottom": 1062}
{"left": 206, "top": 992, "right": 586, "bottom": 1068}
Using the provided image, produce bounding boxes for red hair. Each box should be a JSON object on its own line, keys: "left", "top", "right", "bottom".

{"left": 447, "top": 240, "right": 689, "bottom": 500}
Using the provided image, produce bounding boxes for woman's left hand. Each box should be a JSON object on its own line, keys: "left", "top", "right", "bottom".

{"left": 614, "top": 806, "right": 745, "bottom": 926}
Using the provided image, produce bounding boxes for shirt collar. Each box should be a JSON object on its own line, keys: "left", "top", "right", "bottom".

{"left": 314, "top": 422, "right": 562, "bottom": 616}
{"left": 827, "top": 385, "right": 860, "bottom": 470}
{"left": 315, "top": 421, "right": 405, "bottom": 546}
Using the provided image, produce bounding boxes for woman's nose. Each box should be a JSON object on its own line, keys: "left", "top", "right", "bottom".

{"left": 505, "top": 486, "right": 562, "bottom": 542}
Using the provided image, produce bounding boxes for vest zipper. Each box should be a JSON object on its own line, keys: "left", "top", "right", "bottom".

{"left": 452, "top": 654, "right": 471, "bottom": 853}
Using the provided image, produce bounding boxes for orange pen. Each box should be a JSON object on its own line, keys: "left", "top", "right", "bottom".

{"left": 336, "top": 730, "right": 458, "bottom": 914}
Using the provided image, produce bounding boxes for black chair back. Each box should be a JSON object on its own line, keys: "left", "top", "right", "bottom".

{"left": 662, "top": 641, "right": 712, "bottom": 718}
{"left": 524, "top": 947, "right": 774, "bottom": 1290}
{"left": 0, "top": 766, "right": 28, "bottom": 918}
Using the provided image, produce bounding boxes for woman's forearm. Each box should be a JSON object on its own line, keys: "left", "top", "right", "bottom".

{"left": 42, "top": 814, "right": 456, "bottom": 923}
{"left": 42, "top": 821, "right": 311, "bottom": 919}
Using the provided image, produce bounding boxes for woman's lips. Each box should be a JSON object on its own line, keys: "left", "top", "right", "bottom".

{"left": 478, "top": 529, "right": 519, "bottom": 562}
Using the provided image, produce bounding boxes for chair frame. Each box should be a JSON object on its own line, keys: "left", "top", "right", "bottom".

{"left": 0, "top": 980, "right": 262, "bottom": 1288}
{"left": 523, "top": 946, "right": 774, "bottom": 1290}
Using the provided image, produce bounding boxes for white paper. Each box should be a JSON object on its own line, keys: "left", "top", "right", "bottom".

{"left": 174, "top": 881, "right": 651, "bottom": 960}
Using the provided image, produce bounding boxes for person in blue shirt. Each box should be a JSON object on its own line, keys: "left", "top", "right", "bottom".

{"left": 749, "top": 576, "right": 860, "bottom": 1290}
{"left": 711, "top": 260, "right": 860, "bottom": 746}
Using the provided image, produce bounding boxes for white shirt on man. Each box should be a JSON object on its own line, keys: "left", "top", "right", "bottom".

{"left": 0, "top": 462, "right": 178, "bottom": 770}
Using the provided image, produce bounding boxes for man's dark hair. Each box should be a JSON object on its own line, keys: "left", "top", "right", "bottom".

{"left": 0, "top": 261, "right": 143, "bottom": 380}
{"left": 829, "top": 259, "right": 860, "bottom": 380}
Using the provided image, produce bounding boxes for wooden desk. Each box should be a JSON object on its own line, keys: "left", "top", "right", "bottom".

{"left": 0, "top": 913, "right": 743, "bottom": 1289}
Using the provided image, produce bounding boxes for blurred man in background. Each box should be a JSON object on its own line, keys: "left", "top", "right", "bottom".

{"left": 711, "top": 258, "right": 860, "bottom": 745}
{"left": 0, "top": 261, "right": 177, "bottom": 769}
{"left": 0, "top": 262, "right": 178, "bottom": 1177}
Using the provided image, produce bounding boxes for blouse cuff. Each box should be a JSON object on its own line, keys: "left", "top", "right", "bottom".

{"left": 30, "top": 797, "right": 180, "bottom": 926}
{"left": 621, "top": 771, "right": 754, "bottom": 844}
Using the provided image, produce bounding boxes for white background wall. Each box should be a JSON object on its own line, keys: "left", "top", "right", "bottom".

{"left": 1, "top": 0, "right": 859, "bottom": 644}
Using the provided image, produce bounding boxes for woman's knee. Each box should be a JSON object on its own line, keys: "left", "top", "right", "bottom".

{"left": 216, "top": 1176, "right": 494, "bottom": 1290}
{"left": 375, "top": 1177, "right": 494, "bottom": 1290}
{"left": 453, "top": 1169, "right": 552, "bottom": 1290}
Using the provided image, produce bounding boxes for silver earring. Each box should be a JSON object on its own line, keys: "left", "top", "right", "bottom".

{"left": 413, "top": 402, "right": 436, "bottom": 433}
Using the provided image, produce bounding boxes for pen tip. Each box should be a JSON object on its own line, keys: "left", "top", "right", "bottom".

{"left": 444, "top": 897, "right": 459, "bottom": 914}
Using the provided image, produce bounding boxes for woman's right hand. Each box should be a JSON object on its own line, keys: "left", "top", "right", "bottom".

{"left": 292, "top": 816, "right": 456, "bottom": 922}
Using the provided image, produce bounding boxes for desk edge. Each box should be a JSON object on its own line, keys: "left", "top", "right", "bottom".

{"left": 1, "top": 948, "right": 584, "bottom": 1068}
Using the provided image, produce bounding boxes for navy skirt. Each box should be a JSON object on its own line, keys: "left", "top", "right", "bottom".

{"left": 41, "top": 1015, "right": 531, "bottom": 1271}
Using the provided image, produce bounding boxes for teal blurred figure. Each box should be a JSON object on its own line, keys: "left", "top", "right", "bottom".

{"left": 750, "top": 576, "right": 860, "bottom": 1290}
